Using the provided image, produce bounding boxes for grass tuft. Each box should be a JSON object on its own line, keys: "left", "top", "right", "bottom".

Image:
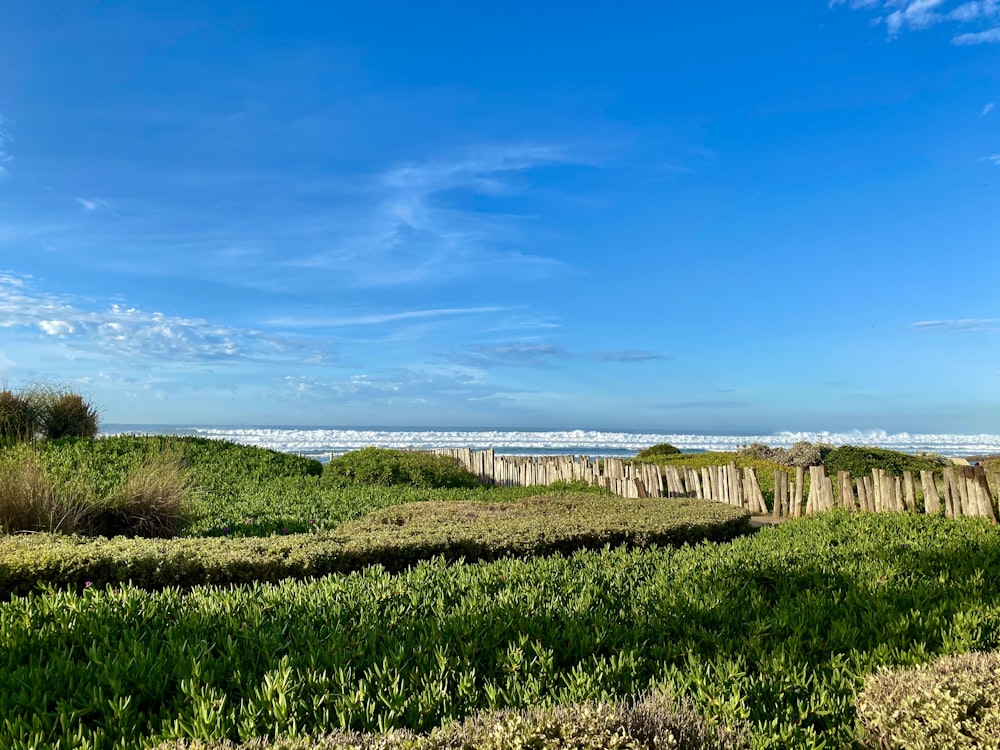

{"left": 0, "top": 448, "right": 89, "bottom": 533}
{"left": 97, "top": 449, "right": 193, "bottom": 538}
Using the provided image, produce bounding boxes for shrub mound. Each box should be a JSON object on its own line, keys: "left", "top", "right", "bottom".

{"left": 738, "top": 441, "right": 833, "bottom": 467}
{"left": 0, "top": 494, "right": 750, "bottom": 596}
{"left": 635, "top": 442, "right": 682, "bottom": 460}
{"left": 824, "top": 445, "right": 945, "bottom": 478}
{"left": 153, "top": 693, "right": 749, "bottom": 750}
{"left": 856, "top": 651, "right": 1000, "bottom": 750}
{"left": 324, "top": 447, "right": 478, "bottom": 489}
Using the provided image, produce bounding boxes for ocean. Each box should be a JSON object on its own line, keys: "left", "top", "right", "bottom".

{"left": 101, "top": 426, "right": 1000, "bottom": 462}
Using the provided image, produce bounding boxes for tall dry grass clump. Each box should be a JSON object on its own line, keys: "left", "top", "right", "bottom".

{"left": 0, "top": 449, "right": 89, "bottom": 534}
{"left": 0, "top": 382, "right": 100, "bottom": 444}
{"left": 96, "top": 449, "right": 193, "bottom": 537}
{"left": 0, "top": 388, "right": 42, "bottom": 445}
{"left": 39, "top": 390, "right": 100, "bottom": 440}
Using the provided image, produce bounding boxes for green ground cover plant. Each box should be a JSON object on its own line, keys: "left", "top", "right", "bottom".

{"left": 2, "top": 511, "right": 999, "bottom": 749}
{"left": 0, "top": 494, "right": 750, "bottom": 596}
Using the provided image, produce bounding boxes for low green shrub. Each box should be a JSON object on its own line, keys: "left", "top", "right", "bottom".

{"left": 824, "top": 445, "right": 945, "bottom": 478}
{"left": 0, "top": 494, "right": 750, "bottom": 596}
{"left": 323, "top": 448, "right": 479, "bottom": 489}
{"left": 151, "top": 692, "right": 750, "bottom": 750}
{"left": 635, "top": 443, "right": 682, "bottom": 460}
{"left": 856, "top": 651, "right": 1000, "bottom": 749}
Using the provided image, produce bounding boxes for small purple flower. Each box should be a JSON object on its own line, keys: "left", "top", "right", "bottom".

{"left": 84, "top": 581, "right": 92, "bottom": 589}
{"left": 223, "top": 527, "right": 230, "bottom": 535}
{"left": 247, "top": 517, "right": 253, "bottom": 523}
{"left": 282, "top": 527, "right": 288, "bottom": 534}
{"left": 310, "top": 517, "right": 317, "bottom": 524}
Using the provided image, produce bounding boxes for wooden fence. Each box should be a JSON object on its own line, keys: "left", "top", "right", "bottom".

{"left": 433, "top": 449, "right": 1000, "bottom": 523}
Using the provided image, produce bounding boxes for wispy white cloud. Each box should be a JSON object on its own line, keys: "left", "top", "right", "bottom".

{"left": 982, "top": 154, "right": 1000, "bottom": 164}
{"left": 886, "top": 0, "right": 949, "bottom": 35}
{"left": 74, "top": 196, "right": 112, "bottom": 212}
{"left": 266, "top": 306, "right": 504, "bottom": 328}
{"left": 953, "top": 25, "right": 1000, "bottom": 41}
{"left": 589, "top": 349, "right": 672, "bottom": 363}
{"left": 984, "top": 103, "right": 996, "bottom": 115}
{"left": 293, "top": 144, "right": 579, "bottom": 286}
{"left": 447, "top": 343, "right": 573, "bottom": 369}
{"left": 282, "top": 366, "right": 516, "bottom": 406}
{"left": 832, "top": 0, "right": 1000, "bottom": 40}
{"left": 0, "top": 272, "right": 335, "bottom": 363}
{"left": 950, "top": 0, "right": 1000, "bottom": 21}
{"left": 911, "top": 318, "right": 1000, "bottom": 331}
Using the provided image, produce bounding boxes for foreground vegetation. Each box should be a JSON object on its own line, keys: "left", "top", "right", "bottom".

{"left": 3, "top": 416, "right": 1000, "bottom": 748}
{"left": 3, "top": 512, "right": 1000, "bottom": 748}
{"left": 0, "top": 494, "right": 749, "bottom": 596}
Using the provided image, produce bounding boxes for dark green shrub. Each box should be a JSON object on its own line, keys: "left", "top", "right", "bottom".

{"left": 39, "top": 391, "right": 100, "bottom": 439}
{"left": 824, "top": 445, "right": 944, "bottom": 478}
{"left": 0, "top": 388, "right": 41, "bottom": 444}
{"left": 856, "top": 651, "right": 1000, "bottom": 749}
{"left": 323, "top": 447, "right": 478, "bottom": 489}
{"left": 635, "top": 443, "right": 681, "bottom": 460}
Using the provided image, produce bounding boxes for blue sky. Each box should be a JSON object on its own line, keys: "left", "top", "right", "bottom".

{"left": 0, "top": 0, "right": 998, "bottom": 432}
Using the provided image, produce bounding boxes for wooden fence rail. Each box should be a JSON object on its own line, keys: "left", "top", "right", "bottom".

{"left": 433, "top": 449, "right": 1000, "bottom": 523}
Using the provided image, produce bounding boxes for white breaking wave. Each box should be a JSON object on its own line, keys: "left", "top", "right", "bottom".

{"left": 102, "top": 426, "right": 1000, "bottom": 459}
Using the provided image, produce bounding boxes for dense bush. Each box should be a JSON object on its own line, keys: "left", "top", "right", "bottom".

{"left": 0, "top": 383, "right": 100, "bottom": 444}
{"left": 856, "top": 651, "right": 1000, "bottom": 749}
{"left": 3, "top": 511, "right": 1000, "bottom": 748}
{"left": 0, "top": 494, "right": 751, "bottom": 596}
{"left": 0, "top": 388, "right": 41, "bottom": 444}
{"left": 38, "top": 390, "right": 100, "bottom": 439}
{"left": 824, "top": 445, "right": 945, "bottom": 478}
{"left": 152, "top": 693, "right": 749, "bottom": 750}
{"left": 635, "top": 442, "right": 681, "bottom": 460}
{"left": 323, "top": 447, "right": 479, "bottom": 489}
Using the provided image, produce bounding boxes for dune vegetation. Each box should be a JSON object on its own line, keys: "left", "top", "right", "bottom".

{"left": 1, "top": 390, "right": 998, "bottom": 748}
